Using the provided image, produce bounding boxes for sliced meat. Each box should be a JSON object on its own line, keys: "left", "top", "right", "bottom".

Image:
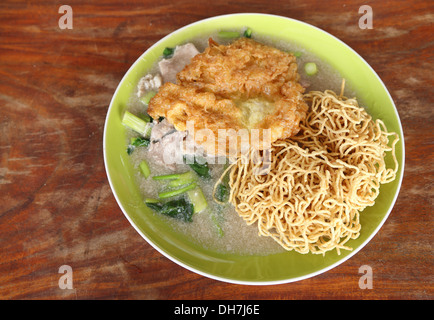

{"left": 148, "top": 119, "right": 187, "bottom": 170}
{"left": 158, "top": 43, "right": 200, "bottom": 84}
{"left": 137, "top": 73, "right": 162, "bottom": 97}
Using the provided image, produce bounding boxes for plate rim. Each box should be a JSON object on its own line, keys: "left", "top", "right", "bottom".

{"left": 103, "top": 12, "right": 406, "bottom": 285}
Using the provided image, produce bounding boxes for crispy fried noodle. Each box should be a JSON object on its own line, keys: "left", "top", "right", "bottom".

{"left": 225, "top": 88, "right": 399, "bottom": 255}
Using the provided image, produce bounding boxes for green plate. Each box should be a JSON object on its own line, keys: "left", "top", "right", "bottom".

{"left": 103, "top": 13, "right": 404, "bottom": 284}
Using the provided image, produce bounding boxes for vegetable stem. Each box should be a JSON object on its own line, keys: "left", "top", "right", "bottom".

{"left": 158, "top": 182, "right": 197, "bottom": 199}
{"left": 139, "top": 91, "right": 157, "bottom": 105}
{"left": 122, "top": 111, "right": 150, "bottom": 136}
{"left": 304, "top": 62, "right": 318, "bottom": 76}
{"left": 140, "top": 113, "right": 152, "bottom": 122}
{"left": 153, "top": 172, "right": 187, "bottom": 181}
{"left": 218, "top": 31, "right": 240, "bottom": 39}
{"left": 168, "top": 171, "right": 197, "bottom": 187}
{"left": 187, "top": 187, "right": 208, "bottom": 213}
{"left": 211, "top": 213, "right": 224, "bottom": 237}
{"left": 139, "top": 160, "right": 151, "bottom": 178}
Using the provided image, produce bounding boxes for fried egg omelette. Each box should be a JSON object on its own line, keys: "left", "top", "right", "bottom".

{"left": 147, "top": 37, "right": 308, "bottom": 156}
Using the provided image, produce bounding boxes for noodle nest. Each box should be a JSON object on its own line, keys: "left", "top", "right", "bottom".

{"left": 226, "top": 89, "right": 399, "bottom": 255}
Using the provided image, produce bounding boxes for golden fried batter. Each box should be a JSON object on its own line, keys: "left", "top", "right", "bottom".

{"left": 147, "top": 37, "right": 308, "bottom": 156}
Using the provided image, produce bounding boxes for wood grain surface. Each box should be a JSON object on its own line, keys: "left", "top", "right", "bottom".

{"left": 0, "top": 0, "right": 432, "bottom": 300}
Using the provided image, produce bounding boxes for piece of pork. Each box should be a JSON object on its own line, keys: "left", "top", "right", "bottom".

{"left": 148, "top": 119, "right": 187, "bottom": 170}
{"left": 137, "top": 73, "right": 162, "bottom": 97}
{"left": 147, "top": 118, "right": 222, "bottom": 170}
{"left": 158, "top": 43, "right": 200, "bottom": 84}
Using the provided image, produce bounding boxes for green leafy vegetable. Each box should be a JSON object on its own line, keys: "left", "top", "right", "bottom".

{"left": 215, "top": 183, "right": 229, "bottom": 203}
{"left": 146, "top": 198, "right": 194, "bottom": 222}
{"left": 184, "top": 156, "right": 211, "bottom": 178}
{"left": 243, "top": 28, "right": 252, "bottom": 38}
{"left": 127, "top": 145, "right": 135, "bottom": 155}
{"left": 149, "top": 116, "right": 165, "bottom": 123}
{"left": 127, "top": 136, "right": 150, "bottom": 155}
{"left": 214, "top": 164, "right": 230, "bottom": 203}
{"left": 163, "top": 47, "right": 174, "bottom": 58}
{"left": 131, "top": 137, "right": 150, "bottom": 147}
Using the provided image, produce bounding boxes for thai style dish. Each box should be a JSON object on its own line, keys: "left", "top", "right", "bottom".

{"left": 122, "top": 28, "right": 399, "bottom": 256}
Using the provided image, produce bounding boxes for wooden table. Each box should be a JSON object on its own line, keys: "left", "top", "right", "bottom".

{"left": 0, "top": 0, "right": 432, "bottom": 300}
